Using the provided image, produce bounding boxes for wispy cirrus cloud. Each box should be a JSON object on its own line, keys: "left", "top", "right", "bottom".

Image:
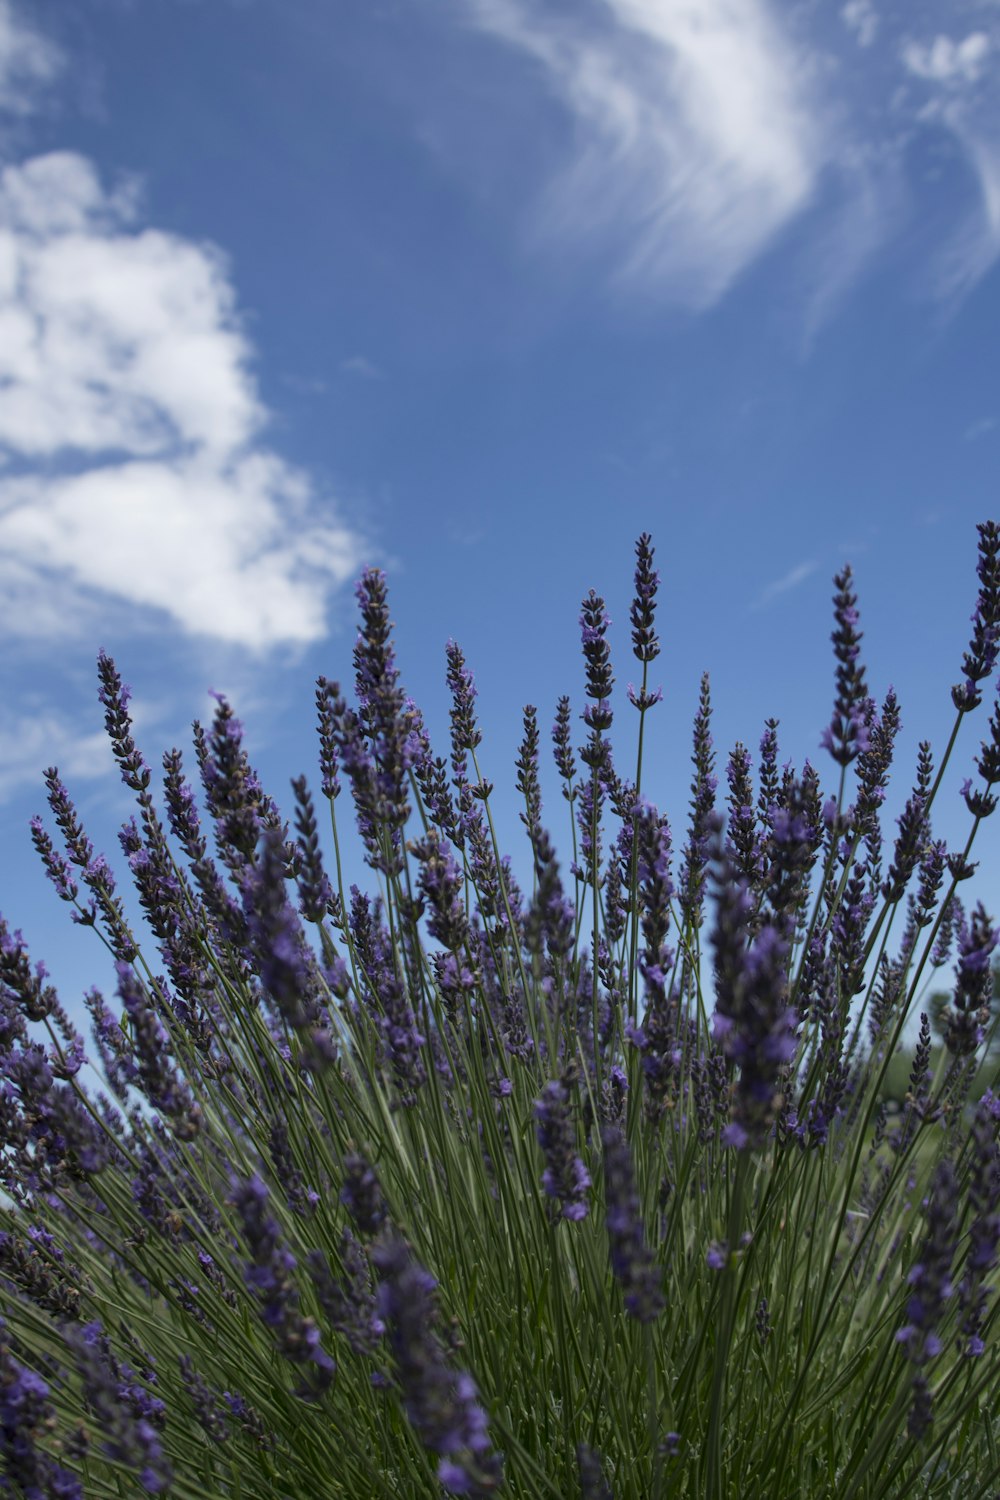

{"left": 750, "top": 560, "right": 818, "bottom": 612}
{"left": 899, "top": 29, "right": 1000, "bottom": 305}
{"left": 462, "top": 0, "right": 830, "bottom": 310}
{"left": 456, "top": 1, "right": 1000, "bottom": 322}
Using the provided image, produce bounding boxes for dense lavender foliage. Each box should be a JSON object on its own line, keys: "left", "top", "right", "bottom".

{"left": 1, "top": 527, "right": 1000, "bottom": 1496}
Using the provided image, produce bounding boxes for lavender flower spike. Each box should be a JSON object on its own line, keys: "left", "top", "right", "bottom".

{"left": 601, "top": 1124, "right": 665, "bottom": 1323}
{"left": 534, "top": 1075, "right": 591, "bottom": 1220}
{"left": 371, "top": 1235, "right": 503, "bottom": 1495}
{"left": 821, "top": 566, "right": 870, "bottom": 767}
{"left": 952, "top": 519, "right": 1000, "bottom": 712}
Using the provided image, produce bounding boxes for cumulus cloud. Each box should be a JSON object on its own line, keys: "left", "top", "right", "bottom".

{"left": 841, "top": 0, "right": 878, "bottom": 49}
{"left": 463, "top": 0, "right": 829, "bottom": 308}
{"left": 0, "top": 149, "right": 368, "bottom": 647}
{"left": 902, "top": 32, "right": 991, "bottom": 86}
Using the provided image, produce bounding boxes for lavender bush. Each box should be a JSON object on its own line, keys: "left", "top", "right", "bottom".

{"left": 3, "top": 526, "right": 1000, "bottom": 1496}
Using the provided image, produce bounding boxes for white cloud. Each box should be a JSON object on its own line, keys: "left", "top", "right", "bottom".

{"left": 928, "top": 126, "right": 1000, "bottom": 303}
{"left": 902, "top": 32, "right": 991, "bottom": 86}
{"left": 965, "top": 415, "right": 997, "bottom": 441}
{"left": 0, "top": 151, "right": 369, "bottom": 648}
{"left": 464, "top": 0, "right": 829, "bottom": 308}
{"left": 0, "top": 711, "right": 110, "bottom": 803}
{"left": 841, "top": 0, "right": 878, "bottom": 49}
{"left": 341, "top": 354, "right": 383, "bottom": 379}
{"left": 751, "top": 560, "right": 817, "bottom": 611}
{"left": 0, "top": 0, "right": 62, "bottom": 117}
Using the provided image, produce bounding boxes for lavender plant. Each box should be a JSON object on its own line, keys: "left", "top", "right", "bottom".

{"left": 4, "top": 527, "right": 1000, "bottom": 1496}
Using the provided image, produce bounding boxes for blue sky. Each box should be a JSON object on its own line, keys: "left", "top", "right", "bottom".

{"left": 1, "top": 0, "right": 1000, "bottom": 1033}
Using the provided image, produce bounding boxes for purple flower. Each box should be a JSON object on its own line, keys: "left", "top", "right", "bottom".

{"left": 706, "top": 1241, "right": 728, "bottom": 1271}
{"left": 309, "top": 1229, "right": 386, "bottom": 1363}
{"left": 577, "top": 1442, "right": 615, "bottom": 1499}
{"left": 896, "top": 1158, "right": 958, "bottom": 1437}
{"left": 290, "top": 775, "right": 334, "bottom": 923}
{"left": 371, "top": 1235, "right": 503, "bottom": 1495}
{"left": 821, "top": 566, "right": 870, "bottom": 766}
{"left": 240, "top": 826, "right": 328, "bottom": 1036}
{"left": 340, "top": 1151, "right": 388, "bottom": 1239}
{"left": 601, "top": 1124, "right": 664, "bottom": 1323}
{"left": 710, "top": 830, "right": 798, "bottom": 1151}
{"left": 115, "top": 965, "right": 201, "bottom": 1139}
{"left": 413, "top": 831, "right": 469, "bottom": 954}
{"left": 677, "top": 674, "right": 716, "bottom": 935}
{"left": 534, "top": 1075, "right": 591, "bottom": 1221}
{"left": 64, "top": 1320, "right": 172, "bottom": 1493}
{"left": 630, "top": 532, "right": 661, "bottom": 664}
{"left": 952, "top": 520, "right": 1000, "bottom": 712}
{"left": 552, "top": 695, "right": 577, "bottom": 790}
{"left": 944, "top": 901, "right": 998, "bottom": 1056}
{"left": 97, "top": 651, "right": 154, "bottom": 807}
{"left": 446, "top": 639, "right": 484, "bottom": 778}
{"left": 315, "top": 675, "right": 344, "bottom": 801}
{"left": 229, "top": 1174, "right": 333, "bottom": 1386}
{"left": 957, "top": 1097, "right": 1000, "bottom": 1356}
{"left": 580, "top": 590, "right": 614, "bottom": 735}
{"left": 0, "top": 1326, "right": 83, "bottom": 1499}
{"left": 515, "top": 705, "right": 542, "bottom": 837}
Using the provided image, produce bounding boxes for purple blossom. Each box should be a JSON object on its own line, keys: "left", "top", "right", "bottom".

{"left": 0, "top": 1330, "right": 83, "bottom": 1500}
{"left": 580, "top": 590, "right": 614, "bottom": 735}
{"left": 957, "top": 1096, "right": 1000, "bottom": 1356}
{"left": 515, "top": 705, "right": 542, "bottom": 837}
{"left": 711, "top": 829, "right": 799, "bottom": 1151}
{"left": 229, "top": 1174, "right": 333, "bottom": 1386}
{"left": 577, "top": 1443, "right": 615, "bottom": 1499}
{"left": 821, "top": 566, "right": 870, "bottom": 766}
{"left": 115, "top": 965, "right": 201, "bottom": 1139}
{"left": 371, "top": 1235, "right": 503, "bottom": 1495}
{"left": 340, "top": 1151, "right": 387, "bottom": 1239}
{"left": 315, "top": 675, "right": 344, "bottom": 800}
{"left": 534, "top": 1075, "right": 591, "bottom": 1221}
{"left": 290, "top": 775, "right": 334, "bottom": 923}
{"left": 241, "top": 826, "right": 327, "bottom": 1036}
{"left": 677, "top": 674, "right": 716, "bottom": 935}
{"left": 952, "top": 520, "right": 1000, "bottom": 712}
{"left": 601, "top": 1124, "right": 664, "bottom": 1322}
{"left": 309, "top": 1230, "right": 386, "bottom": 1363}
{"left": 552, "top": 695, "right": 577, "bottom": 791}
{"left": 896, "top": 1158, "right": 958, "bottom": 1438}
{"left": 446, "top": 639, "right": 484, "bottom": 777}
{"left": 64, "top": 1320, "right": 172, "bottom": 1493}
{"left": 944, "top": 901, "right": 998, "bottom": 1056}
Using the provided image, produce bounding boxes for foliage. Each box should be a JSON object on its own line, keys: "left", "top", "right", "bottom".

{"left": 4, "top": 527, "right": 1000, "bottom": 1497}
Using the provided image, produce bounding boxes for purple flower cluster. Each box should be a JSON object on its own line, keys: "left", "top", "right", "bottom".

{"left": 957, "top": 1097, "right": 1000, "bottom": 1356}
{"left": 952, "top": 520, "right": 1000, "bottom": 712}
{"left": 370, "top": 1235, "right": 503, "bottom": 1494}
{"left": 896, "top": 1159, "right": 959, "bottom": 1438}
{"left": 65, "top": 1319, "right": 172, "bottom": 1492}
{"left": 821, "top": 566, "right": 870, "bottom": 766}
{"left": 601, "top": 1124, "right": 664, "bottom": 1323}
{"left": 229, "top": 1174, "right": 334, "bottom": 1388}
{"left": 944, "top": 901, "right": 998, "bottom": 1056}
{"left": 710, "top": 831, "right": 798, "bottom": 1151}
{"left": 0, "top": 1323, "right": 82, "bottom": 1499}
{"left": 534, "top": 1075, "right": 591, "bottom": 1221}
